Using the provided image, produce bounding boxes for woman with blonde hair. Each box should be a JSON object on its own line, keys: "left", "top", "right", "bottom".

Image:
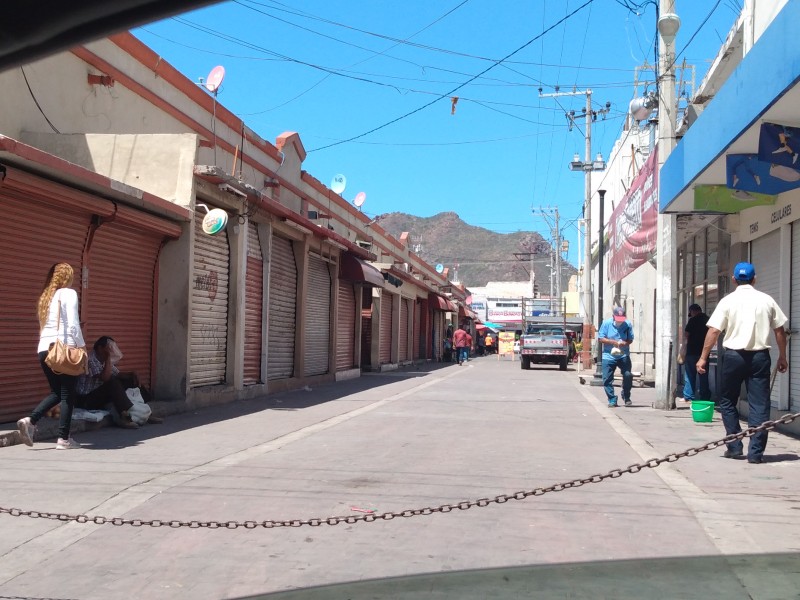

{"left": 17, "top": 263, "right": 86, "bottom": 449}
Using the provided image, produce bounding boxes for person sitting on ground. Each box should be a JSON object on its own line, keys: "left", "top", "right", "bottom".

{"left": 76, "top": 336, "right": 163, "bottom": 427}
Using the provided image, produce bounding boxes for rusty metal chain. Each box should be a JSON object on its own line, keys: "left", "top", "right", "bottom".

{"left": 3, "top": 411, "right": 799, "bottom": 529}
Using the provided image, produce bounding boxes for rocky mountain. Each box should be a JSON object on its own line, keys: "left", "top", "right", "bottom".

{"left": 374, "top": 211, "right": 577, "bottom": 290}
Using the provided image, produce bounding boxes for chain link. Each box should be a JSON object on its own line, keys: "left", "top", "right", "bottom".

{"left": 3, "top": 412, "right": 798, "bottom": 529}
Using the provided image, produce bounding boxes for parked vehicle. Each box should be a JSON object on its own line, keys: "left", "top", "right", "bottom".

{"left": 519, "top": 326, "right": 569, "bottom": 371}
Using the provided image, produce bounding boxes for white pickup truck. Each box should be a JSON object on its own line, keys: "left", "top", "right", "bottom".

{"left": 519, "top": 326, "right": 570, "bottom": 371}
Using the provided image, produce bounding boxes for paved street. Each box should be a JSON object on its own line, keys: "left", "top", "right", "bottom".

{"left": 1, "top": 356, "right": 800, "bottom": 599}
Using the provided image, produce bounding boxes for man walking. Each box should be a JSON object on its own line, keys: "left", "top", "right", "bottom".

{"left": 597, "top": 306, "right": 634, "bottom": 408}
{"left": 697, "top": 262, "right": 788, "bottom": 464}
{"left": 453, "top": 323, "right": 469, "bottom": 366}
{"left": 681, "top": 303, "right": 710, "bottom": 403}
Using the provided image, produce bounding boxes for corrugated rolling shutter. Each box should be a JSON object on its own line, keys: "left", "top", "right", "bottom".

{"left": 399, "top": 298, "right": 409, "bottom": 361}
{"left": 304, "top": 254, "right": 332, "bottom": 376}
{"left": 190, "top": 212, "right": 229, "bottom": 387}
{"left": 380, "top": 290, "right": 394, "bottom": 364}
{"left": 751, "top": 230, "right": 781, "bottom": 406}
{"left": 84, "top": 222, "right": 161, "bottom": 389}
{"left": 0, "top": 194, "right": 91, "bottom": 422}
{"left": 267, "top": 235, "right": 297, "bottom": 380}
{"left": 244, "top": 223, "right": 263, "bottom": 385}
{"left": 791, "top": 224, "right": 800, "bottom": 411}
{"left": 414, "top": 300, "right": 422, "bottom": 359}
{"left": 336, "top": 281, "right": 356, "bottom": 371}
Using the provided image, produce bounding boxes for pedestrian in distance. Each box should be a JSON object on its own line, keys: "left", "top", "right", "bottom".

{"left": 465, "top": 330, "right": 473, "bottom": 361}
{"left": 17, "top": 263, "right": 86, "bottom": 450}
{"left": 453, "top": 324, "right": 469, "bottom": 366}
{"left": 680, "top": 303, "right": 711, "bottom": 403}
{"left": 697, "top": 262, "right": 788, "bottom": 464}
{"left": 597, "top": 306, "right": 634, "bottom": 408}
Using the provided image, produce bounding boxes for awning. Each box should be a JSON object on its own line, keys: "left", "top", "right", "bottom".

{"left": 458, "top": 305, "right": 479, "bottom": 320}
{"left": 660, "top": 1, "right": 800, "bottom": 213}
{"left": 339, "top": 252, "right": 384, "bottom": 287}
{"left": 428, "top": 293, "right": 456, "bottom": 312}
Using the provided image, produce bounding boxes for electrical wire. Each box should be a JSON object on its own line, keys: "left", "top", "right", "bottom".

{"left": 308, "top": 0, "right": 596, "bottom": 152}
{"left": 20, "top": 67, "right": 60, "bottom": 134}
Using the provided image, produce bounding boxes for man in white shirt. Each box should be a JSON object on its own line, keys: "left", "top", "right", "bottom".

{"left": 697, "top": 262, "right": 788, "bottom": 464}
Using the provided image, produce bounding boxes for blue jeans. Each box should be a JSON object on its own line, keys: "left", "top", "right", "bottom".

{"left": 602, "top": 355, "right": 632, "bottom": 404}
{"left": 457, "top": 347, "right": 468, "bottom": 363}
{"left": 719, "top": 349, "right": 771, "bottom": 460}
{"left": 31, "top": 351, "right": 77, "bottom": 440}
{"left": 683, "top": 354, "right": 711, "bottom": 400}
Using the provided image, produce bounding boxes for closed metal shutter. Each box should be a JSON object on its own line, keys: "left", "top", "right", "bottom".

{"left": 414, "top": 300, "right": 422, "bottom": 359}
{"left": 267, "top": 235, "right": 297, "bottom": 380}
{"left": 380, "top": 290, "right": 394, "bottom": 364}
{"left": 244, "top": 223, "right": 263, "bottom": 385}
{"left": 0, "top": 195, "right": 91, "bottom": 422}
{"left": 84, "top": 222, "right": 161, "bottom": 390}
{"left": 791, "top": 224, "right": 800, "bottom": 411}
{"left": 399, "top": 298, "right": 409, "bottom": 361}
{"left": 190, "top": 212, "right": 229, "bottom": 387}
{"left": 336, "top": 281, "right": 356, "bottom": 371}
{"left": 751, "top": 229, "right": 781, "bottom": 406}
{"left": 304, "top": 254, "right": 332, "bottom": 376}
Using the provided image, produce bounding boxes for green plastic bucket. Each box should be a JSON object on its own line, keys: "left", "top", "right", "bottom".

{"left": 691, "top": 400, "right": 715, "bottom": 423}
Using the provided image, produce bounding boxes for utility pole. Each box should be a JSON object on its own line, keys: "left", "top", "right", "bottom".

{"left": 654, "top": 0, "right": 681, "bottom": 409}
{"left": 532, "top": 206, "right": 562, "bottom": 315}
{"left": 540, "top": 87, "right": 609, "bottom": 367}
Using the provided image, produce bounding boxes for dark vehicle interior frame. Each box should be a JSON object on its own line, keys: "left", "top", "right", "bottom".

{"left": 0, "top": 0, "right": 219, "bottom": 73}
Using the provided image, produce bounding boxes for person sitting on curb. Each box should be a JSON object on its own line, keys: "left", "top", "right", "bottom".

{"left": 75, "top": 336, "right": 163, "bottom": 427}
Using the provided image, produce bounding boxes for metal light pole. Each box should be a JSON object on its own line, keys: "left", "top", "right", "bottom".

{"left": 654, "top": 1, "right": 681, "bottom": 409}
{"left": 590, "top": 189, "right": 606, "bottom": 385}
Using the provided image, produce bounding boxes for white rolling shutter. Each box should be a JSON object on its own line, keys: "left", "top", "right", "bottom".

{"left": 304, "top": 254, "right": 331, "bottom": 376}
{"left": 751, "top": 230, "right": 781, "bottom": 406}
{"left": 244, "top": 223, "right": 263, "bottom": 385}
{"left": 791, "top": 224, "right": 800, "bottom": 411}
{"left": 267, "top": 235, "right": 297, "bottom": 380}
{"left": 190, "top": 212, "right": 229, "bottom": 387}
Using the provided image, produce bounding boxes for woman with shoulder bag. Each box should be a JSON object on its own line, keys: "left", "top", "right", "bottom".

{"left": 17, "top": 263, "right": 87, "bottom": 450}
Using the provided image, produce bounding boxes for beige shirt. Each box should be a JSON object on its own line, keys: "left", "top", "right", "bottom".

{"left": 706, "top": 284, "right": 787, "bottom": 351}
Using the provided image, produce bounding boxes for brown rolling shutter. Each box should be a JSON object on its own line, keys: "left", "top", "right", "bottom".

{"left": 0, "top": 193, "right": 92, "bottom": 422}
{"left": 379, "top": 290, "right": 394, "bottom": 364}
{"left": 399, "top": 297, "right": 409, "bottom": 361}
{"left": 84, "top": 221, "right": 162, "bottom": 389}
{"left": 267, "top": 235, "right": 297, "bottom": 380}
{"left": 336, "top": 281, "right": 356, "bottom": 371}
{"left": 190, "top": 211, "right": 230, "bottom": 387}
{"left": 304, "top": 254, "right": 331, "bottom": 376}
{"left": 244, "top": 223, "right": 263, "bottom": 385}
{"left": 414, "top": 300, "right": 422, "bottom": 360}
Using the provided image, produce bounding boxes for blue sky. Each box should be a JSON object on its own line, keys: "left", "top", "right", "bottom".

{"left": 135, "top": 0, "right": 741, "bottom": 266}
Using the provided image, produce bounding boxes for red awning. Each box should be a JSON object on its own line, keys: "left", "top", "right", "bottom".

{"left": 428, "top": 293, "right": 456, "bottom": 312}
{"left": 458, "top": 305, "right": 479, "bottom": 320}
{"left": 340, "top": 252, "right": 385, "bottom": 287}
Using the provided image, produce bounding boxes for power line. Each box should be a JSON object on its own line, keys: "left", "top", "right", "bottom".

{"left": 307, "top": 0, "right": 596, "bottom": 152}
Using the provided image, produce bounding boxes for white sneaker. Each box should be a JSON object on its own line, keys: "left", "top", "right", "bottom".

{"left": 55, "top": 437, "right": 80, "bottom": 450}
{"left": 16, "top": 417, "right": 35, "bottom": 447}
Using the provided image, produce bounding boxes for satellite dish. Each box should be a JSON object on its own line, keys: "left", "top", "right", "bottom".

{"left": 205, "top": 66, "right": 225, "bottom": 94}
{"left": 435, "top": 263, "right": 444, "bottom": 274}
{"left": 331, "top": 174, "right": 347, "bottom": 195}
{"left": 354, "top": 192, "right": 366, "bottom": 208}
{"left": 202, "top": 208, "right": 228, "bottom": 235}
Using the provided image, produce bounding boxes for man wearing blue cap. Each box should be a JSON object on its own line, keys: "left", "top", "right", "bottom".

{"left": 697, "top": 262, "right": 788, "bottom": 464}
{"left": 597, "top": 306, "right": 634, "bottom": 408}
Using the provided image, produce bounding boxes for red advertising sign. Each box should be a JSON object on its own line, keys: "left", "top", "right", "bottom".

{"left": 608, "top": 148, "right": 659, "bottom": 284}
